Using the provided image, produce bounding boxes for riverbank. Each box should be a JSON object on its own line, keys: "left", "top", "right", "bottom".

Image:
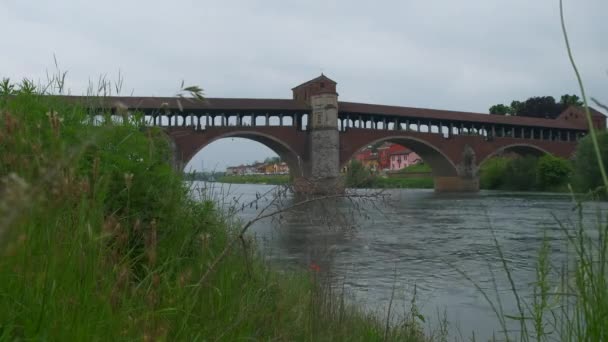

{"left": 0, "top": 92, "right": 428, "bottom": 340}
{"left": 217, "top": 174, "right": 434, "bottom": 189}
{"left": 217, "top": 174, "right": 290, "bottom": 185}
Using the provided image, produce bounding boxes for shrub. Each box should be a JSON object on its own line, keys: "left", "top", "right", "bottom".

{"left": 535, "top": 154, "right": 572, "bottom": 190}
{"left": 344, "top": 160, "right": 373, "bottom": 188}
{"left": 503, "top": 156, "right": 539, "bottom": 191}
{"left": 573, "top": 131, "right": 608, "bottom": 193}
{"left": 480, "top": 157, "right": 510, "bottom": 189}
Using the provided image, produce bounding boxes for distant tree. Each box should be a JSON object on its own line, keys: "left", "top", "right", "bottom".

{"left": 263, "top": 156, "right": 280, "bottom": 164}
{"left": 503, "top": 156, "right": 540, "bottom": 190}
{"left": 518, "top": 96, "right": 561, "bottom": 118}
{"left": 345, "top": 160, "right": 373, "bottom": 188}
{"left": 489, "top": 104, "right": 511, "bottom": 115}
{"left": 536, "top": 155, "right": 572, "bottom": 190}
{"left": 480, "top": 157, "right": 509, "bottom": 189}
{"left": 573, "top": 131, "right": 608, "bottom": 193}
{"left": 559, "top": 94, "right": 583, "bottom": 107}
{"left": 492, "top": 95, "right": 584, "bottom": 119}
{"left": 510, "top": 100, "right": 525, "bottom": 116}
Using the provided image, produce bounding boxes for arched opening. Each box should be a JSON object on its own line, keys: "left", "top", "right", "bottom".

{"left": 282, "top": 116, "right": 293, "bottom": 127}
{"left": 341, "top": 136, "right": 459, "bottom": 189}
{"left": 182, "top": 132, "right": 304, "bottom": 184}
{"left": 301, "top": 114, "right": 309, "bottom": 130}
{"left": 479, "top": 144, "right": 551, "bottom": 167}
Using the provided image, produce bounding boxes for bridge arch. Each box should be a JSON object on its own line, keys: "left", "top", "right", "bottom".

{"left": 478, "top": 143, "right": 552, "bottom": 167}
{"left": 341, "top": 135, "right": 460, "bottom": 177}
{"left": 168, "top": 128, "right": 307, "bottom": 178}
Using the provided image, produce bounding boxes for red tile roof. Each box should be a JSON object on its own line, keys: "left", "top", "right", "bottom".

{"left": 55, "top": 96, "right": 309, "bottom": 112}
{"left": 292, "top": 74, "right": 337, "bottom": 90}
{"left": 50, "top": 95, "right": 601, "bottom": 130}
{"left": 338, "top": 101, "right": 591, "bottom": 130}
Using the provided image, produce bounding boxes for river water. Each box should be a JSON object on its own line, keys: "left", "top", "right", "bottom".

{"left": 191, "top": 182, "right": 607, "bottom": 340}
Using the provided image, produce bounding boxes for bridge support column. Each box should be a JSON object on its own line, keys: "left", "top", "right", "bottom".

{"left": 435, "top": 144, "right": 479, "bottom": 192}
{"left": 298, "top": 91, "right": 343, "bottom": 195}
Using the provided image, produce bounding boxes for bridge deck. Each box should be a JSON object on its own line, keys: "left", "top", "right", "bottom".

{"left": 57, "top": 95, "right": 591, "bottom": 130}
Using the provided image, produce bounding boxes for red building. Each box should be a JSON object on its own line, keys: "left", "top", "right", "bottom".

{"left": 351, "top": 143, "right": 421, "bottom": 172}
{"left": 376, "top": 143, "right": 411, "bottom": 170}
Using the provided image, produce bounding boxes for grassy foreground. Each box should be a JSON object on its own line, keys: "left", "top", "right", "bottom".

{"left": 0, "top": 93, "right": 428, "bottom": 341}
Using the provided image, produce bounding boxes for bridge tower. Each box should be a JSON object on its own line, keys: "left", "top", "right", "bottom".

{"left": 292, "top": 75, "right": 343, "bottom": 193}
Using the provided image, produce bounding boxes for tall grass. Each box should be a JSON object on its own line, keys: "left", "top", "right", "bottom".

{"left": 464, "top": 3, "right": 608, "bottom": 340}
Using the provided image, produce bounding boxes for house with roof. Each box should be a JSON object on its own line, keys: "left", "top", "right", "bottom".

{"left": 389, "top": 149, "right": 422, "bottom": 171}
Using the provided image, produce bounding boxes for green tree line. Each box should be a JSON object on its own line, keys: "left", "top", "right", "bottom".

{"left": 480, "top": 131, "right": 608, "bottom": 192}
{"left": 489, "top": 94, "right": 582, "bottom": 118}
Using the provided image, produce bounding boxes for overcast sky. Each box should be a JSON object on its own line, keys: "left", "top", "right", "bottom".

{"left": 2, "top": 0, "right": 606, "bottom": 171}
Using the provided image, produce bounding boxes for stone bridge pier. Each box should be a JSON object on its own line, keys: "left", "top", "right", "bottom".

{"left": 434, "top": 145, "right": 479, "bottom": 192}
{"left": 290, "top": 76, "right": 343, "bottom": 194}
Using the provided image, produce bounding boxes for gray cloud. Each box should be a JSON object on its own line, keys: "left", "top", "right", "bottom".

{"left": 1, "top": 0, "right": 606, "bottom": 170}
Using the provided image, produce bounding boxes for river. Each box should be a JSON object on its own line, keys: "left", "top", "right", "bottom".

{"left": 191, "top": 182, "right": 607, "bottom": 340}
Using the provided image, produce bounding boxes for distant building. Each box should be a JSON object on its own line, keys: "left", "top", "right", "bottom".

{"left": 389, "top": 149, "right": 422, "bottom": 171}
{"left": 225, "top": 160, "right": 290, "bottom": 175}
{"left": 225, "top": 166, "right": 240, "bottom": 175}
{"left": 350, "top": 143, "right": 422, "bottom": 172}
{"left": 277, "top": 162, "right": 289, "bottom": 174}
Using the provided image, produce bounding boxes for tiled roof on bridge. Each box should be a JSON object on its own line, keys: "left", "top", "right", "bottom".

{"left": 55, "top": 95, "right": 604, "bottom": 130}
{"left": 338, "top": 101, "right": 593, "bottom": 130}
{"left": 59, "top": 96, "right": 309, "bottom": 112}
{"left": 291, "top": 74, "right": 337, "bottom": 90}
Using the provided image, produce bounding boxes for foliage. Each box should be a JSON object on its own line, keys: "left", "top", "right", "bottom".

{"left": 518, "top": 96, "right": 561, "bottom": 118}
{"left": 218, "top": 174, "right": 290, "bottom": 185}
{"left": 343, "top": 162, "right": 433, "bottom": 189}
{"left": 480, "top": 157, "right": 510, "bottom": 189}
{"left": 489, "top": 104, "right": 511, "bottom": 115}
{"left": 263, "top": 156, "right": 281, "bottom": 164}
{"left": 344, "top": 160, "right": 374, "bottom": 188}
{"left": 0, "top": 78, "right": 16, "bottom": 96}
{"left": 560, "top": 94, "right": 583, "bottom": 107}
{"left": 489, "top": 94, "right": 583, "bottom": 118}
{"left": 510, "top": 100, "right": 525, "bottom": 116}
{"left": 480, "top": 155, "right": 572, "bottom": 191}
{"left": 573, "top": 131, "right": 608, "bottom": 193}
{"left": 396, "top": 162, "right": 432, "bottom": 174}
{"left": 504, "top": 156, "right": 538, "bottom": 190}
{"left": 536, "top": 154, "right": 572, "bottom": 190}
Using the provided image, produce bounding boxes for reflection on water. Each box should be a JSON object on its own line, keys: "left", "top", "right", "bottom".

{"left": 191, "top": 182, "right": 607, "bottom": 339}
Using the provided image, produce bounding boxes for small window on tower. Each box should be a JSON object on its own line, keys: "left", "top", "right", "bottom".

{"left": 320, "top": 82, "right": 325, "bottom": 88}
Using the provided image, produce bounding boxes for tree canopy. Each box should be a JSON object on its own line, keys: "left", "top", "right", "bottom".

{"left": 489, "top": 94, "right": 583, "bottom": 118}
{"left": 263, "top": 156, "right": 281, "bottom": 164}
{"left": 573, "top": 131, "right": 608, "bottom": 193}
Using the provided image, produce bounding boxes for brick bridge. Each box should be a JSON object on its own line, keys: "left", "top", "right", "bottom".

{"left": 80, "top": 75, "right": 606, "bottom": 193}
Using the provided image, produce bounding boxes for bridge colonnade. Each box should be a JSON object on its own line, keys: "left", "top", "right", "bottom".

{"left": 89, "top": 75, "right": 596, "bottom": 194}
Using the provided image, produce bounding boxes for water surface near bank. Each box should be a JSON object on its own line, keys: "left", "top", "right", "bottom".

{"left": 192, "top": 182, "right": 607, "bottom": 339}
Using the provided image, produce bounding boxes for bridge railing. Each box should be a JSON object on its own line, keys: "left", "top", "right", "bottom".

{"left": 337, "top": 115, "right": 585, "bottom": 143}
{"left": 89, "top": 110, "right": 585, "bottom": 143}
{"left": 90, "top": 111, "right": 313, "bottom": 131}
